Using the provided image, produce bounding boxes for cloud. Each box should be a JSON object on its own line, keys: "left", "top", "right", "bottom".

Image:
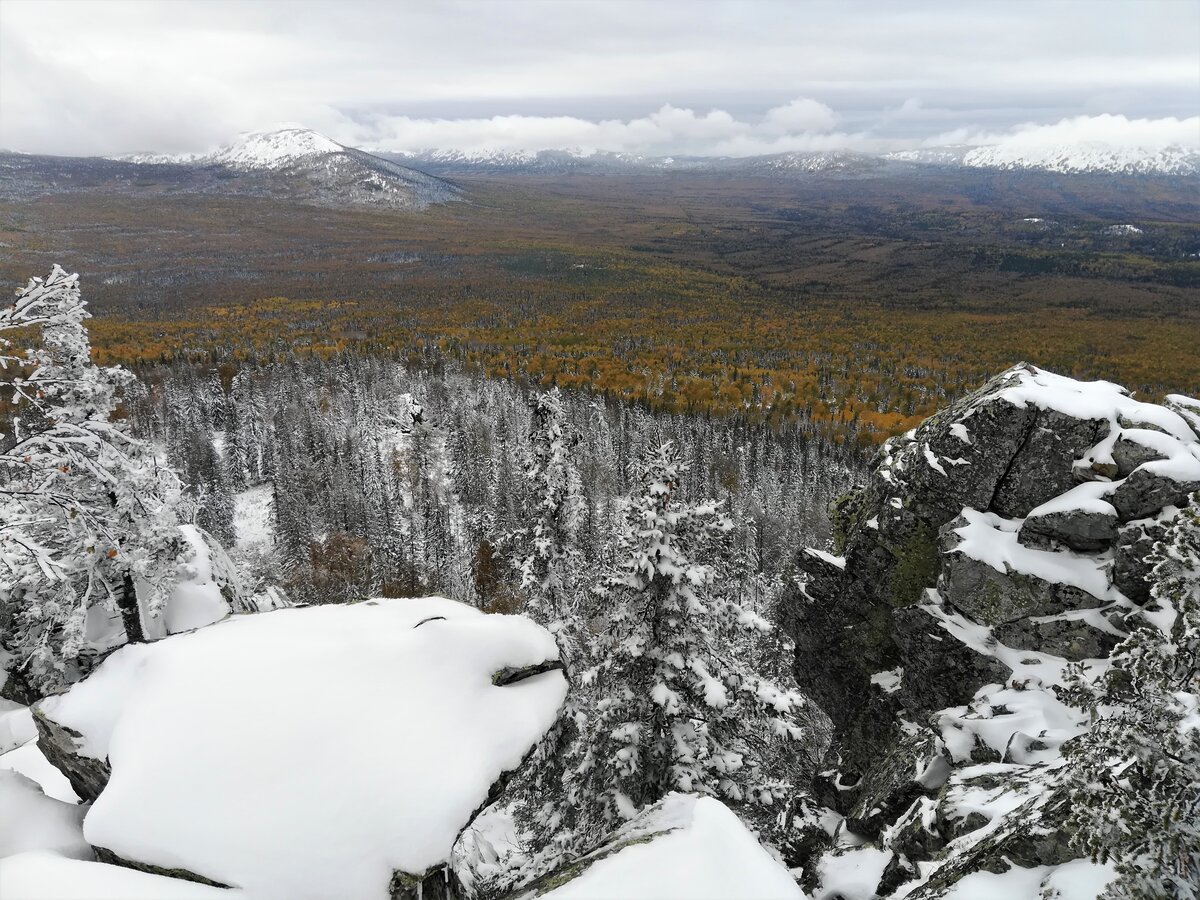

{"left": 0, "top": 0, "right": 1195, "bottom": 156}
{"left": 347, "top": 101, "right": 847, "bottom": 157}
{"left": 923, "top": 113, "right": 1200, "bottom": 151}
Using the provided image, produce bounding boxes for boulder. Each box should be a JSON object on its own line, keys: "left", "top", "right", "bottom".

{"left": 1018, "top": 506, "right": 1117, "bottom": 552}
{"left": 1108, "top": 464, "right": 1200, "bottom": 521}
{"left": 1113, "top": 515, "right": 1171, "bottom": 602}
{"left": 993, "top": 614, "right": 1123, "bottom": 662}
{"left": 1111, "top": 433, "right": 1169, "bottom": 477}
{"left": 939, "top": 518, "right": 1109, "bottom": 626}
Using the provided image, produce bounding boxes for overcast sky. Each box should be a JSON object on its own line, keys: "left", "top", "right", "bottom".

{"left": 1, "top": 0, "right": 1197, "bottom": 157}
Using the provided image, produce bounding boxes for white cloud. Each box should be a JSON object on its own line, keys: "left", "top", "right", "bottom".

{"left": 347, "top": 101, "right": 850, "bottom": 157}
{"left": 923, "top": 113, "right": 1200, "bottom": 151}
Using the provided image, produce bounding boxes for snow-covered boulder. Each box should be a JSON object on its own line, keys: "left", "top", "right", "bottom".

{"left": 33, "top": 597, "right": 567, "bottom": 900}
{"left": 510, "top": 793, "right": 804, "bottom": 900}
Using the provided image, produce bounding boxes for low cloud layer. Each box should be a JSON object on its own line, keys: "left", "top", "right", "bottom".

{"left": 342, "top": 106, "right": 1198, "bottom": 158}
{"left": 1, "top": 0, "right": 1196, "bottom": 157}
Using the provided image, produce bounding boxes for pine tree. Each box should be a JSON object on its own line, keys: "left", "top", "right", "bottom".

{"left": 560, "top": 440, "right": 809, "bottom": 848}
{"left": 0, "top": 267, "right": 187, "bottom": 691}
{"left": 1066, "top": 494, "right": 1200, "bottom": 899}
{"left": 509, "top": 388, "right": 585, "bottom": 624}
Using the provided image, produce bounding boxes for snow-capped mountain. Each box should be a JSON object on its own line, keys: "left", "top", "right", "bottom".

{"left": 112, "top": 129, "right": 458, "bottom": 209}
{"left": 887, "top": 142, "right": 1199, "bottom": 176}
{"left": 961, "top": 142, "right": 1200, "bottom": 176}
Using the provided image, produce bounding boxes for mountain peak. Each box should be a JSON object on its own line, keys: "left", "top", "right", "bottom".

{"left": 205, "top": 128, "right": 346, "bottom": 171}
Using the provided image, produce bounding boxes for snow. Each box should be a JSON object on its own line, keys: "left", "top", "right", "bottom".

{"left": 1025, "top": 481, "right": 1116, "bottom": 517}
{"left": 923, "top": 444, "right": 947, "bottom": 476}
{"left": 949, "top": 509, "right": 1119, "bottom": 601}
{"left": 0, "top": 741, "right": 80, "bottom": 803}
{"left": 0, "top": 852, "right": 243, "bottom": 900}
{"left": 934, "top": 858, "right": 1116, "bottom": 899}
{"left": 36, "top": 597, "right": 567, "bottom": 900}
{"left": 202, "top": 129, "right": 344, "bottom": 171}
{"left": 233, "top": 483, "right": 274, "bottom": 552}
{"left": 870, "top": 668, "right": 903, "bottom": 695}
{"left": 999, "top": 367, "right": 1197, "bottom": 444}
{"left": 814, "top": 846, "right": 891, "bottom": 900}
{"left": 0, "top": 699, "right": 35, "bottom": 754}
{"left": 0, "top": 771, "right": 89, "bottom": 860}
{"left": 804, "top": 548, "right": 846, "bottom": 569}
{"left": 141, "top": 524, "right": 231, "bottom": 637}
{"left": 538, "top": 795, "right": 804, "bottom": 900}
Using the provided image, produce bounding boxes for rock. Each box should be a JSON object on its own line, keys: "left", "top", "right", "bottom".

{"left": 91, "top": 846, "right": 232, "bottom": 890}
{"left": 845, "top": 727, "right": 952, "bottom": 840}
{"left": 989, "top": 414, "right": 1110, "bottom": 519}
{"left": 1108, "top": 465, "right": 1200, "bottom": 521}
{"left": 993, "top": 614, "right": 1122, "bottom": 662}
{"left": 31, "top": 706, "right": 110, "bottom": 803}
{"left": 884, "top": 796, "right": 946, "bottom": 862}
{"left": 907, "top": 793, "right": 1078, "bottom": 897}
{"left": 939, "top": 518, "right": 1107, "bottom": 626}
{"left": 1113, "top": 515, "right": 1171, "bottom": 602}
{"left": 1018, "top": 506, "right": 1118, "bottom": 552}
{"left": 892, "top": 606, "right": 1011, "bottom": 715}
{"left": 1111, "top": 433, "right": 1168, "bottom": 477}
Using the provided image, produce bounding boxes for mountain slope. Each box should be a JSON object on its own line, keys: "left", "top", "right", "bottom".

{"left": 111, "top": 128, "right": 459, "bottom": 209}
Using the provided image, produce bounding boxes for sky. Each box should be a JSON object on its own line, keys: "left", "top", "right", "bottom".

{"left": 1, "top": 0, "right": 1197, "bottom": 158}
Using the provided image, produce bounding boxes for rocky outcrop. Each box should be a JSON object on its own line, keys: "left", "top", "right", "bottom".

{"left": 785, "top": 364, "right": 1200, "bottom": 898}
{"left": 31, "top": 706, "right": 110, "bottom": 803}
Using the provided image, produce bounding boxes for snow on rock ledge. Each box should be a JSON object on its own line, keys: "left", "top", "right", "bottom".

{"left": 512, "top": 793, "right": 805, "bottom": 900}
{"left": 35, "top": 597, "right": 568, "bottom": 900}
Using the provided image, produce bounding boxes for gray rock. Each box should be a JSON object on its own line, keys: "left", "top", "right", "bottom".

{"left": 907, "top": 793, "right": 1079, "bottom": 897}
{"left": 1018, "top": 506, "right": 1118, "bottom": 552}
{"left": 92, "top": 847, "right": 232, "bottom": 890}
{"left": 989, "top": 415, "right": 1110, "bottom": 518}
{"left": 1112, "top": 434, "right": 1169, "bottom": 477}
{"left": 993, "top": 614, "right": 1123, "bottom": 661}
{"left": 846, "top": 726, "right": 953, "bottom": 839}
{"left": 892, "top": 606, "right": 1011, "bottom": 715}
{"left": 32, "top": 705, "right": 110, "bottom": 803}
{"left": 1114, "top": 516, "right": 1171, "bottom": 602}
{"left": 1108, "top": 466, "right": 1200, "bottom": 521}
{"left": 939, "top": 520, "right": 1107, "bottom": 625}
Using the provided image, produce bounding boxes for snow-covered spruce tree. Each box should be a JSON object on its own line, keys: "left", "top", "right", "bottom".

{"left": 508, "top": 388, "right": 585, "bottom": 625}
{"left": 1066, "top": 494, "right": 1200, "bottom": 899}
{"left": 0, "top": 267, "right": 189, "bottom": 692}
{"left": 560, "top": 440, "right": 808, "bottom": 851}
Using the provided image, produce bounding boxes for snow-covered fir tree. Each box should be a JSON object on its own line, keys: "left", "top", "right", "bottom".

{"left": 559, "top": 441, "right": 810, "bottom": 849}
{"left": 1066, "top": 493, "right": 1200, "bottom": 899}
{"left": 0, "top": 266, "right": 188, "bottom": 691}
{"left": 508, "top": 388, "right": 585, "bottom": 624}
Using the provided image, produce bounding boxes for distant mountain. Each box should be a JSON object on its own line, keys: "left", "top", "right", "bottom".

{"left": 379, "top": 147, "right": 881, "bottom": 177}
{"left": 108, "top": 128, "right": 459, "bottom": 209}
{"left": 887, "top": 142, "right": 1200, "bottom": 176}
